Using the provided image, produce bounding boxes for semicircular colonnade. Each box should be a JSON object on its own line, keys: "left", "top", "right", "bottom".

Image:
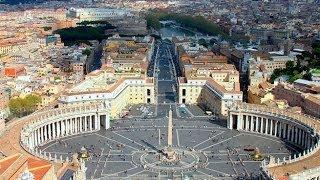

{"left": 228, "top": 102, "right": 320, "bottom": 179}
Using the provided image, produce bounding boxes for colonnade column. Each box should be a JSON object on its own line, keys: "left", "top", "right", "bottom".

{"left": 259, "top": 117, "right": 263, "bottom": 133}
{"left": 265, "top": 118, "right": 268, "bottom": 134}
{"left": 53, "top": 122, "right": 56, "bottom": 139}
{"left": 85, "top": 116, "right": 88, "bottom": 131}
{"left": 80, "top": 117, "right": 83, "bottom": 132}
{"left": 44, "top": 125, "right": 47, "bottom": 142}
{"left": 250, "top": 116, "right": 254, "bottom": 131}
{"left": 245, "top": 115, "right": 249, "bottom": 131}
{"left": 228, "top": 113, "right": 233, "bottom": 129}
{"left": 95, "top": 114, "right": 100, "bottom": 131}
{"left": 37, "top": 129, "right": 40, "bottom": 146}
{"left": 270, "top": 120, "right": 273, "bottom": 135}
{"left": 48, "top": 124, "right": 52, "bottom": 140}
{"left": 89, "top": 116, "right": 93, "bottom": 131}
{"left": 274, "top": 121, "right": 278, "bottom": 136}
{"left": 40, "top": 126, "right": 44, "bottom": 143}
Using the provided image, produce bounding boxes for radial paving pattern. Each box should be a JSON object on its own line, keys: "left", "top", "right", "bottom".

{"left": 39, "top": 114, "right": 298, "bottom": 179}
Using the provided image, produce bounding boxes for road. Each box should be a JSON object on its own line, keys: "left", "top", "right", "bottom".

{"left": 153, "top": 41, "right": 179, "bottom": 104}
{"left": 86, "top": 40, "right": 102, "bottom": 74}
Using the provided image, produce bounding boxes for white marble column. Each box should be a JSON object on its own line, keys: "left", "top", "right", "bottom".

{"left": 105, "top": 115, "right": 110, "bottom": 129}
{"left": 80, "top": 117, "right": 83, "bottom": 132}
{"left": 255, "top": 117, "right": 258, "bottom": 132}
{"left": 64, "top": 119, "right": 68, "bottom": 135}
{"left": 270, "top": 119, "right": 273, "bottom": 135}
{"left": 94, "top": 115, "right": 98, "bottom": 130}
{"left": 85, "top": 116, "right": 88, "bottom": 131}
{"left": 48, "top": 124, "right": 52, "bottom": 140}
{"left": 245, "top": 115, "right": 250, "bottom": 131}
{"left": 41, "top": 126, "right": 44, "bottom": 143}
{"left": 62, "top": 120, "right": 66, "bottom": 136}
{"left": 265, "top": 118, "right": 268, "bottom": 134}
{"left": 250, "top": 116, "right": 253, "bottom": 131}
{"left": 74, "top": 118, "right": 77, "bottom": 133}
{"left": 71, "top": 118, "right": 75, "bottom": 133}
{"left": 89, "top": 116, "right": 93, "bottom": 131}
{"left": 43, "top": 125, "right": 47, "bottom": 142}
{"left": 259, "top": 117, "right": 263, "bottom": 133}
{"left": 67, "top": 119, "right": 70, "bottom": 134}
{"left": 70, "top": 119, "right": 72, "bottom": 134}
{"left": 37, "top": 129, "right": 41, "bottom": 145}
{"left": 57, "top": 121, "right": 61, "bottom": 137}
{"left": 53, "top": 122, "right": 56, "bottom": 139}
{"left": 76, "top": 117, "right": 79, "bottom": 133}
{"left": 70, "top": 118, "right": 73, "bottom": 133}
{"left": 228, "top": 113, "right": 233, "bottom": 129}
{"left": 273, "top": 121, "right": 277, "bottom": 136}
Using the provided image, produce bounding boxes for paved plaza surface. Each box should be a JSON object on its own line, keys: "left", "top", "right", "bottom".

{"left": 40, "top": 115, "right": 299, "bottom": 179}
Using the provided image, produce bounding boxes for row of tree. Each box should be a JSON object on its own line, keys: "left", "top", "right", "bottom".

{"left": 53, "top": 21, "right": 115, "bottom": 46}
{"left": 9, "top": 94, "right": 42, "bottom": 118}
{"left": 146, "top": 11, "right": 230, "bottom": 39}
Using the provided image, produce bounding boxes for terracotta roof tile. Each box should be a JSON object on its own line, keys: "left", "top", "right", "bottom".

{"left": 0, "top": 154, "right": 22, "bottom": 175}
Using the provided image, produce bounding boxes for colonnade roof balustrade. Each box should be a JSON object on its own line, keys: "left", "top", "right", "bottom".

{"left": 230, "top": 102, "right": 319, "bottom": 133}
{"left": 23, "top": 103, "right": 105, "bottom": 131}
{"left": 230, "top": 102, "right": 320, "bottom": 178}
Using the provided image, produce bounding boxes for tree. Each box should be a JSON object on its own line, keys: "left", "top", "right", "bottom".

{"left": 25, "top": 94, "right": 41, "bottom": 113}
{"left": 9, "top": 98, "right": 24, "bottom": 117}
{"left": 8, "top": 94, "right": 42, "bottom": 117}
{"left": 82, "top": 49, "right": 91, "bottom": 56}
{"left": 285, "top": 61, "right": 295, "bottom": 71}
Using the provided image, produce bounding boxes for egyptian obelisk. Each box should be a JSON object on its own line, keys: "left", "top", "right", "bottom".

{"left": 165, "top": 108, "right": 175, "bottom": 160}
{"left": 167, "top": 109, "right": 173, "bottom": 147}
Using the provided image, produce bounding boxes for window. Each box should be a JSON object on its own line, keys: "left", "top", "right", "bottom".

{"left": 182, "top": 89, "right": 186, "bottom": 96}
{"left": 147, "top": 89, "right": 151, "bottom": 96}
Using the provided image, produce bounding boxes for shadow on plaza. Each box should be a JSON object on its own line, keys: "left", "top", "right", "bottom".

{"left": 141, "top": 139, "right": 161, "bottom": 152}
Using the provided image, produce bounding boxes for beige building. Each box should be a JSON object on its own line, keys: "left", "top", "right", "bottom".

{"left": 273, "top": 80, "right": 320, "bottom": 118}
{"left": 248, "top": 82, "right": 274, "bottom": 105}
{"left": 102, "top": 36, "right": 154, "bottom": 75}
{"left": 59, "top": 68, "right": 155, "bottom": 119}
{"left": 178, "top": 77, "right": 242, "bottom": 118}
{"left": 175, "top": 40, "right": 242, "bottom": 118}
